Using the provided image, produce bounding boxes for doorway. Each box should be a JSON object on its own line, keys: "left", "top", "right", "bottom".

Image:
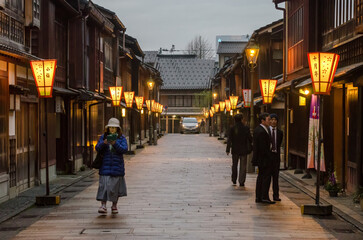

{"left": 16, "top": 102, "right": 38, "bottom": 191}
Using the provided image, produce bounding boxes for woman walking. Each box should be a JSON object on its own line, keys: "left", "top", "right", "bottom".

{"left": 95, "top": 118, "right": 128, "bottom": 214}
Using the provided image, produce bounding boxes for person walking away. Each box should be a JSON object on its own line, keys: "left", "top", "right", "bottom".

{"left": 200, "top": 119, "right": 206, "bottom": 133}
{"left": 269, "top": 113, "right": 283, "bottom": 201}
{"left": 226, "top": 114, "right": 252, "bottom": 187}
{"left": 252, "top": 113, "right": 275, "bottom": 204}
{"left": 95, "top": 118, "right": 128, "bottom": 214}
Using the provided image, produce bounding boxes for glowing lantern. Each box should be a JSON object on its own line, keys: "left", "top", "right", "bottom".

{"left": 124, "top": 91, "right": 134, "bottom": 108}
{"left": 242, "top": 89, "right": 252, "bottom": 108}
{"left": 219, "top": 101, "right": 225, "bottom": 112}
{"left": 209, "top": 109, "right": 214, "bottom": 117}
{"left": 307, "top": 52, "right": 340, "bottom": 95}
{"left": 211, "top": 106, "right": 215, "bottom": 114}
{"left": 245, "top": 43, "right": 259, "bottom": 66}
{"left": 152, "top": 102, "right": 157, "bottom": 112}
{"left": 213, "top": 92, "right": 217, "bottom": 100}
{"left": 225, "top": 99, "right": 231, "bottom": 112}
{"left": 214, "top": 103, "right": 220, "bottom": 113}
{"left": 30, "top": 59, "right": 57, "bottom": 98}
{"left": 135, "top": 96, "right": 144, "bottom": 110}
{"left": 109, "top": 86, "right": 123, "bottom": 106}
{"left": 229, "top": 96, "right": 238, "bottom": 110}
{"left": 204, "top": 111, "right": 209, "bottom": 118}
{"left": 259, "top": 79, "right": 277, "bottom": 104}
{"left": 147, "top": 77, "right": 155, "bottom": 90}
{"left": 146, "top": 100, "right": 154, "bottom": 111}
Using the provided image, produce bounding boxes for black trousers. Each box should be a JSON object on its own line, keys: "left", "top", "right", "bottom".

{"left": 271, "top": 152, "right": 280, "bottom": 199}
{"left": 231, "top": 154, "right": 247, "bottom": 185}
{"left": 255, "top": 165, "right": 272, "bottom": 201}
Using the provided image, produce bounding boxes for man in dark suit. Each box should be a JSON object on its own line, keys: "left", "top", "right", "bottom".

{"left": 269, "top": 113, "right": 283, "bottom": 201}
{"left": 252, "top": 112, "right": 275, "bottom": 204}
{"left": 226, "top": 114, "right": 253, "bottom": 187}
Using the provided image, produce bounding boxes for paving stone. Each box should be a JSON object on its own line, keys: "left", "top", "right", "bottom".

{"left": 2, "top": 134, "right": 357, "bottom": 239}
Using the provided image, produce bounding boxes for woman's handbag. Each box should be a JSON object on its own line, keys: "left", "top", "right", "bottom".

{"left": 91, "top": 152, "right": 103, "bottom": 169}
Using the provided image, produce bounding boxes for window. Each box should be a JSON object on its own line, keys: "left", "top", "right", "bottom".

{"left": 288, "top": 7, "right": 303, "bottom": 47}
{"left": 358, "top": 0, "right": 363, "bottom": 26}
{"left": 33, "top": 0, "right": 40, "bottom": 20}
{"left": 176, "top": 96, "right": 183, "bottom": 107}
{"left": 224, "top": 56, "right": 231, "bottom": 62}
{"left": 55, "top": 9, "right": 67, "bottom": 70}
{"left": 183, "top": 96, "right": 192, "bottom": 107}
{"left": 192, "top": 95, "right": 199, "bottom": 107}
{"left": 287, "top": 4, "right": 304, "bottom": 72}
{"left": 10, "top": 0, "right": 24, "bottom": 15}
{"left": 335, "top": 0, "right": 354, "bottom": 28}
{"left": 168, "top": 96, "right": 176, "bottom": 107}
{"left": 104, "top": 41, "right": 113, "bottom": 70}
{"left": 0, "top": 12, "right": 24, "bottom": 45}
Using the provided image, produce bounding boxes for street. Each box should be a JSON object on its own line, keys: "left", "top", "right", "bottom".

{"left": 1, "top": 134, "right": 362, "bottom": 239}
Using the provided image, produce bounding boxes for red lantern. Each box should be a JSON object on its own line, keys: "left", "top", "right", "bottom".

{"left": 135, "top": 96, "right": 144, "bottom": 110}
{"left": 146, "top": 100, "right": 154, "bottom": 111}
{"left": 30, "top": 60, "right": 57, "bottom": 98}
{"left": 225, "top": 100, "right": 231, "bottom": 112}
{"left": 307, "top": 52, "right": 340, "bottom": 95}
{"left": 229, "top": 96, "right": 238, "bottom": 110}
{"left": 109, "top": 86, "right": 123, "bottom": 106}
{"left": 214, "top": 103, "right": 220, "bottom": 113}
{"left": 259, "top": 79, "right": 277, "bottom": 104}
{"left": 124, "top": 91, "right": 134, "bottom": 108}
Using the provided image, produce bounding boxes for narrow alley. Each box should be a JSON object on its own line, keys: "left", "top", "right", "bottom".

{"left": 3, "top": 134, "right": 353, "bottom": 239}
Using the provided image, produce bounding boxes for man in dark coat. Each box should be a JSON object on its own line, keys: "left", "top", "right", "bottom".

{"left": 269, "top": 113, "right": 283, "bottom": 201}
{"left": 252, "top": 112, "right": 275, "bottom": 204}
{"left": 226, "top": 114, "right": 252, "bottom": 187}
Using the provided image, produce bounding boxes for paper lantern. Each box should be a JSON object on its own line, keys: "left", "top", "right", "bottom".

{"left": 109, "top": 86, "right": 123, "bottom": 106}
{"left": 30, "top": 60, "right": 57, "bottom": 98}
{"left": 225, "top": 99, "right": 231, "bottom": 112}
{"left": 135, "top": 96, "right": 144, "bottom": 110}
{"left": 307, "top": 52, "right": 340, "bottom": 95}
{"left": 229, "top": 96, "right": 238, "bottom": 110}
{"left": 124, "top": 91, "right": 134, "bottom": 108}
{"left": 259, "top": 79, "right": 277, "bottom": 104}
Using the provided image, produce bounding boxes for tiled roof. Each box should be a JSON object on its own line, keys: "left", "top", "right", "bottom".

{"left": 156, "top": 55, "right": 215, "bottom": 90}
{"left": 217, "top": 42, "right": 247, "bottom": 54}
{"left": 144, "top": 51, "right": 158, "bottom": 65}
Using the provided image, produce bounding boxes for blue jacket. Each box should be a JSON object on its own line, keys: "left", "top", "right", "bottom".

{"left": 95, "top": 134, "right": 128, "bottom": 176}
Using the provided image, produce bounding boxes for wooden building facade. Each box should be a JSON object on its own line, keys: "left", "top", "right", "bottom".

{"left": 0, "top": 0, "right": 162, "bottom": 203}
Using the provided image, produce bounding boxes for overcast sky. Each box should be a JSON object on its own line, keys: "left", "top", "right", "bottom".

{"left": 92, "top": 0, "right": 282, "bottom": 52}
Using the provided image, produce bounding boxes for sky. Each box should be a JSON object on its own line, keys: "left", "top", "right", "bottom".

{"left": 92, "top": 0, "right": 283, "bottom": 52}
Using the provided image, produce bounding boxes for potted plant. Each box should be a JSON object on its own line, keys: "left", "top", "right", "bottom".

{"left": 324, "top": 171, "right": 341, "bottom": 197}
{"left": 353, "top": 186, "right": 363, "bottom": 210}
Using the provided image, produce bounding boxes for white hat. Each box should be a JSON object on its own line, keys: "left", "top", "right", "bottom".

{"left": 105, "top": 118, "right": 121, "bottom": 129}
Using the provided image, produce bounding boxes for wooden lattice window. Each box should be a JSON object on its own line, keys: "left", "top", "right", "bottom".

{"left": 0, "top": 76, "right": 8, "bottom": 174}
{"left": 334, "top": 0, "right": 354, "bottom": 28}
{"left": 357, "top": 0, "right": 363, "bottom": 26}
{"left": 33, "top": 0, "right": 40, "bottom": 20}
{"left": 287, "top": 3, "right": 304, "bottom": 73}
{"left": 0, "top": 12, "right": 24, "bottom": 44}
{"left": 0, "top": 12, "right": 10, "bottom": 38}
